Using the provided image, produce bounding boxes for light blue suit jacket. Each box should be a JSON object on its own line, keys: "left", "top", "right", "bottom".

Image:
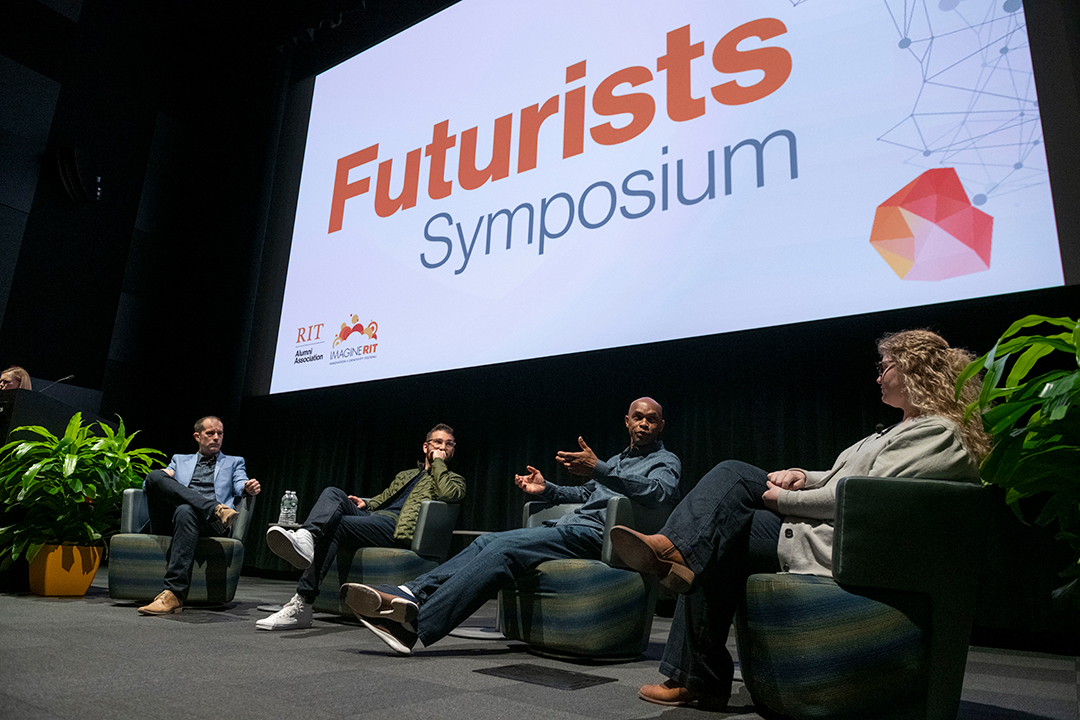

{"left": 166, "top": 452, "right": 249, "bottom": 508}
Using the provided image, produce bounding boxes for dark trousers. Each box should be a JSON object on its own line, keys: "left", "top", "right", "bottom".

{"left": 404, "top": 524, "right": 604, "bottom": 647}
{"left": 296, "top": 487, "right": 400, "bottom": 603}
{"left": 659, "top": 460, "right": 783, "bottom": 697}
{"left": 143, "top": 469, "right": 227, "bottom": 601}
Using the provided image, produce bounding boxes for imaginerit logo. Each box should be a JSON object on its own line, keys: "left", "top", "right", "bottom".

{"left": 333, "top": 315, "right": 378, "bottom": 348}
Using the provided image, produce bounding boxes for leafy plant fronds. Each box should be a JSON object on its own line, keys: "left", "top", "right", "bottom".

{"left": 0, "top": 413, "right": 165, "bottom": 569}
{"left": 959, "top": 315, "right": 1080, "bottom": 585}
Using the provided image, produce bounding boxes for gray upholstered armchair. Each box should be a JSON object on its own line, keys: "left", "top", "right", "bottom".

{"left": 108, "top": 487, "right": 256, "bottom": 604}
{"left": 735, "top": 475, "right": 989, "bottom": 720}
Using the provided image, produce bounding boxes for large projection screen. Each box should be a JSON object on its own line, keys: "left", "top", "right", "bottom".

{"left": 270, "top": 0, "right": 1064, "bottom": 394}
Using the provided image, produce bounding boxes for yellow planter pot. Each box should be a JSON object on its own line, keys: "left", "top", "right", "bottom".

{"left": 28, "top": 544, "right": 102, "bottom": 597}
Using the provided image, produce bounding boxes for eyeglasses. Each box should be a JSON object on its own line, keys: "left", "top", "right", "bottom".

{"left": 426, "top": 439, "right": 456, "bottom": 449}
{"left": 876, "top": 361, "right": 896, "bottom": 377}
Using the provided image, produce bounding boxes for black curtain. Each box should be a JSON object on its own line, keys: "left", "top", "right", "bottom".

{"left": 234, "top": 285, "right": 1078, "bottom": 573}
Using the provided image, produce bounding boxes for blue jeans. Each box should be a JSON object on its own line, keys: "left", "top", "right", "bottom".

{"left": 143, "top": 469, "right": 228, "bottom": 601}
{"left": 404, "top": 524, "right": 604, "bottom": 646}
{"left": 659, "top": 460, "right": 782, "bottom": 696}
{"left": 296, "top": 487, "right": 401, "bottom": 603}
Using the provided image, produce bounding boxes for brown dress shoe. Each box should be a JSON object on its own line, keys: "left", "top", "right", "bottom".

{"left": 610, "top": 525, "right": 695, "bottom": 593}
{"left": 340, "top": 583, "right": 418, "bottom": 625}
{"left": 639, "top": 679, "right": 727, "bottom": 710}
{"left": 214, "top": 504, "right": 238, "bottom": 530}
{"left": 138, "top": 590, "right": 183, "bottom": 615}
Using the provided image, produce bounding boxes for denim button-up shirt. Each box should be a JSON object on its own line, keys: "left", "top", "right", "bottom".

{"left": 540, "top": 440, "right": 681, "bottom": 534}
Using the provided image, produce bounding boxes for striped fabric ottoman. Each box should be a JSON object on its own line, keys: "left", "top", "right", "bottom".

{"left": 107, "top": 534, "right": 246, "bottom": 604}
{"left": 499, "top": 557, "right": 657, "bottom": 659}
{"left": 735, "top": 573, "right": 931, "bottom": 720}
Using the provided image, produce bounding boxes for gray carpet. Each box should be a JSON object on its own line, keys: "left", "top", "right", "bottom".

{"left": 1, "top": 569, "right": 1075, "bottom": 720}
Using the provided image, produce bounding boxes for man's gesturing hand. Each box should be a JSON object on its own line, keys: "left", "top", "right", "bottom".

{"left": 555, "top": 437, "right": 598, "bottom": 476}
{"left": 514, "top": 466, "right": 547, "bottom": 494}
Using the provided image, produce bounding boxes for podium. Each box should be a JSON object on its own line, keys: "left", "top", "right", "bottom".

{"left": 0, "top": 389, "right": 110, "bottom": 444}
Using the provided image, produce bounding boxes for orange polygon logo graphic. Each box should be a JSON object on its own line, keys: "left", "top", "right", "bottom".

{"left": 870, "top": 167, "right": 992, "bottom": 281}
{"left": 333, "top": 314, "right": 378, "bottom": 348}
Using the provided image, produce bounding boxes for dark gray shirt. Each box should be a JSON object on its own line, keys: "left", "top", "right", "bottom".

{"left": 189, "top": 454, "right": 217, "bottom": 501}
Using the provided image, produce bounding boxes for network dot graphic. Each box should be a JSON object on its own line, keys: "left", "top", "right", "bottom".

{"left": 787, "top": 0, "right": 1045, "bottom": 207}
{"left": 878, "top": 0, "right": 1044, "bottom": 206}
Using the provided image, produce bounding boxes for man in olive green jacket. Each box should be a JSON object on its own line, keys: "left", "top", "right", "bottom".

{"left": 257, "top": 423, "right": 465, "bottom": 630}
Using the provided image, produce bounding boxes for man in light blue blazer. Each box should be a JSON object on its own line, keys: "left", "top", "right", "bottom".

{"left": 137, "top": 416, "right": 261, "bottom": 615}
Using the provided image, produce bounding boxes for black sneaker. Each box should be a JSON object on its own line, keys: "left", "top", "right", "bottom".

{"left": 357, "top": 616, "right": 418, "bottom": 655}
{"left": 340, "top": 583, "right": 418, "bottom": 625}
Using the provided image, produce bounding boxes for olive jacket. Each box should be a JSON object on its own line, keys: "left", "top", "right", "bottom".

{"left": 366, "top": 457, "right": 465, "bottom": 541}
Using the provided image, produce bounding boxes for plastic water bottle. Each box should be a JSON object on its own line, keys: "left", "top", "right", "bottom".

{"left": 287, "top": 491, "right": 299, "bottom": 524}
{"left": 278, "top": 491, "right": 292, "bottom": 524}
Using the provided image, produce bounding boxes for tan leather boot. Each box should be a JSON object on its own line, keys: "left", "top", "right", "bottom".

{"left": 610, "top": 525, "right": 695, "bottom": 593}
{"left": 138, "top": 590, "right": 183, "bottom": 615}
{"left": 638, "top": 679, "right": 727, "bottom": 710}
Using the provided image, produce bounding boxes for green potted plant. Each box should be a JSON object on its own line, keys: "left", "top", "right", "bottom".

{"left": 0, "top": 413, "right": 164, "bottom": 596}
{"left": 957, "top": 314, "right": 1080, "bottom": 603}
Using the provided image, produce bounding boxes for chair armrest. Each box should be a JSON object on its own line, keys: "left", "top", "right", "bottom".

{"left": 411, "top": 500, "right": 460, "bottom": 563}
{"left": 602, "top": 496, "right": 675, "bottom": 567}
{"left": 833, "top": 475, "right": 989, "bottom": 599}
{"left": 121, "top": 488, "right": 149, "bottom": 534}
{"left": 232, "top": 493, "right": 256, "bottom": 542}
{"left": 602, "top": 496, "right": 633, "bottom": 566}
{"left": 522, "top": 501, "right": 582, "bottom": 528}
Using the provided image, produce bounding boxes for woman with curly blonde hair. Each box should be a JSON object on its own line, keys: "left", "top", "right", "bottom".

{"left": 877, "top": 329, "right": 990, "bottom": 461}
{"left": 610, "top": 329, "right": 985, "bottom": 710}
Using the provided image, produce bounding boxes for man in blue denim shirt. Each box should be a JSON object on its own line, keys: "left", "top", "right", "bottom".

{"left": 342, "top": 397, "right": 681, "bottom": 654}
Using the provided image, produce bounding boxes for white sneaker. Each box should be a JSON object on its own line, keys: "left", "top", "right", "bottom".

{"left": 266, "top": 526, "right": 315, "bottom": 569}
{"left": 256, "top": 594, "right": 313, "bottom": 631}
